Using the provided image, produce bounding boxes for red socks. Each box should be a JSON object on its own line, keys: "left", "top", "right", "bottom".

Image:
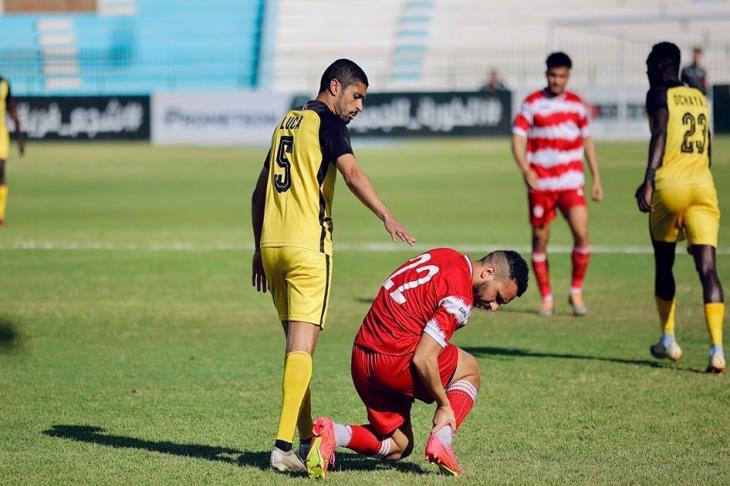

{"left": 445, "top": 379, "right": 477, "bottom": 429}
{"left": 345, "top": 380, "right": 477, "bottom": 460}
{"left": 347, "top": 424, "right": 391, "bottom": 458}
{"left": 533, "top": 247, "right": 591, "bottom": 298}
{"left": 531, "top": 252, "right": 551, "bottom": 300}
{"left": 571, "top": 246, "right": 591, "bottom": 292}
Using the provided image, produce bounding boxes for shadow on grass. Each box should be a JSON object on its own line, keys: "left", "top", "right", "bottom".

{"left": 43, "top": 425, "right": 433, "bottom": 476}
{"left": 492, "top": 306, "right": 541, "bottom": 316}
{"left": 354, "top": 297, "right": 375, "bottom": 305}
{"left": 462, "top": 346, "right": 705, "bottom": 374}
{"left": 42, "top": 425, "right": 270, "bottom": 470}
{"left": 334, "top": 451, "right": 430, "bottom": 475}
{"left": 0, "top": 316, "right": 22, "bottom": 352}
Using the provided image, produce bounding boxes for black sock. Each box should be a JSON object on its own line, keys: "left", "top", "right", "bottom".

{"left": 275, "top": 439, "right": 292, "bottom": 452}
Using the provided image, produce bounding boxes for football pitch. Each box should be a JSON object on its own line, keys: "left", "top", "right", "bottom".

{"left": 1, "top": 138, "right": 729, "bottom": 484}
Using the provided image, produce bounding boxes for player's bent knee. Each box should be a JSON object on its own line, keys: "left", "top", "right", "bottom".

{"left": 383, "top": 440, "right": 413, "bottom": 461}
{"left": 400, "top": 440, "right": 414, "bottom": 459}
{"left": 383, "top": 428, "right": 412, "bottom": 461}
{"left": 455, "top": 349, "right": 481, "bottom": 388}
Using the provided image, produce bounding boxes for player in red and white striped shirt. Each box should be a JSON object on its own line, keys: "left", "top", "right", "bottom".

{"left": 512, "top": 52, "right": 604, "bottom": 317}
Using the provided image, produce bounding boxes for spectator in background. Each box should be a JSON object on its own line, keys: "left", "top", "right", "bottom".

{"left": 681, "top": 47, "right": 708, "bottom": 95}
{"left": 481, "top": 69, "right": 507, "bottom": 92}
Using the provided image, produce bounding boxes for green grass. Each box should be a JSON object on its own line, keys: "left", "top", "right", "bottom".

{"left": 1, "top": 138, "right": 729, "bottom": 484}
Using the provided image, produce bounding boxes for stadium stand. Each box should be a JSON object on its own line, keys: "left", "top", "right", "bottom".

{"left": 0, "top": 0, "right": 265, "bottom": 95}
{"left": 0, "top": 0, "right": 728, "bottom": 96}
{"left": 269, "top": 0, "right": 404, "bottom": 94}
{"left": 268, "top": 0, "right": 730, "bottom": 93}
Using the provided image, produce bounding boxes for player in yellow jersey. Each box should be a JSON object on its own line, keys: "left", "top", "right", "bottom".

{"left": 250, "top": 59, "right": 416, "bottom": 473}
{"left": 636, "top": 42, "right": 724, "bottom": 373}
{"left": 0, "top": 76, "right": 26, "bottom": 226}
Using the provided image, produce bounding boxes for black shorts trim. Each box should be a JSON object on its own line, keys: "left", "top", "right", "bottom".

{"left": 319, "top": 254, "right": 331, "bottom": 326}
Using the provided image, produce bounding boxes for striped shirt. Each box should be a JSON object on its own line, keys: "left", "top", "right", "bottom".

{"left": 513, "top": 89, "right": 590, "bottom": 191}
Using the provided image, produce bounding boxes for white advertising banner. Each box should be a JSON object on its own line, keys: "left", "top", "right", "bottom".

{"left": 152, "top": 92, "right": 290, "bottom": 146}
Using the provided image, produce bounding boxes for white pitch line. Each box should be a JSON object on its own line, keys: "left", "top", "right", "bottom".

{"left": 1, "top": 241, "right": 730, "bottom": 255}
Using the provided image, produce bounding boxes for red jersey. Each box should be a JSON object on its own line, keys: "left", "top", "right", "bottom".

{"left": 512, "top": 89, "right": 590, "bottom": 191}
{"left": 354, "top": 248, "right": 474, "bottom": 356}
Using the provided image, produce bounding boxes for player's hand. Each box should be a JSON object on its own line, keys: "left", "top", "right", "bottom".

{"left": 635, "top": 181, "right": 653, "bottom": 213}
{"left": 431, "top": 404, "right": 456, "bottom": 434}
{"left": 384, "top": 215, "right": 416, "bottom": 246}
{"left": 591, "top": 179, "right": 604, "bottom": 202}
{"left": 522, "top": 169, "right": 539, "bottom": 190}
{"left": 251, "top": 250, "right": 268, "bottom": 293}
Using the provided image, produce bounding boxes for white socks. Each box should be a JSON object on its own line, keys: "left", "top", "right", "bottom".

{"left": 434, "top": 426, "right": 453, "bottom": 446}
{"left": 334, "top": 423, "right": 352, "bottom": 447}
{"left": 660, "top": 333, "right": 676, "bottom": 348}
{"left": 374, "top": 438, "right": 393, "bottom": 459}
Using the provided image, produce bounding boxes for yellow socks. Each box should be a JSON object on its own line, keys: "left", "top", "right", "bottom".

{"left": 276, "top": 351, "right": 313, "bottom": 444}
{"left": 655, "top": 298, "right": 724, "bottom": 348}
{"left": 705, "top": 302, "right": 724, "bottom": 347}
{"left": 0, "top": 185, "right": 7, "bottom": 222}
{"left": 656, "top": 296, "right": 676, "bottom": 336}
{"left": 297, "top": 386, "right": 313, "bottom": 440}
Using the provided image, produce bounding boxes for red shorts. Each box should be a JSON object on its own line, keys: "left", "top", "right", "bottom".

{"left": 350, "top": 344, "right": 459, "bottom": 438}
{"left": 528, "top": 187, "right": 586, "bottom": 227}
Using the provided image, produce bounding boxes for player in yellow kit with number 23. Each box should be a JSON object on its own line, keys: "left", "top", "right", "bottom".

{"left": 636, "top": 42, "right": 725, "bottom": 373}
{"left": 250, "top": 59, "right": 416, "bottom": 473}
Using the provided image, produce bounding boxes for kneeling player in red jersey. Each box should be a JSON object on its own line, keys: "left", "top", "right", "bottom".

{"left": 306, "top": 248, "right": 529, "bottom": 478}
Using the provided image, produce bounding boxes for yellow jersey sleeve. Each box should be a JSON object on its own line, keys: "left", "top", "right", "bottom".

{"left": 647, "top": 83, "right": 713, "bottom": 189}
{"left": 0, "top": 79, "right": 8, "bottom": 135}
{"left": 260, "top": 101, "right": 353, "bottom": 255}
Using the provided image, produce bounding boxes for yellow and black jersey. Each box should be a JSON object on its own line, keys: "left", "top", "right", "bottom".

{"left": 260, "top": 100, "right": 353, "bottom": 255}
{"left": 646, "top": 81, "right": 713, "bottom": 189}
{"left": 0, "top": 77, "right": 12, "bottom": 160}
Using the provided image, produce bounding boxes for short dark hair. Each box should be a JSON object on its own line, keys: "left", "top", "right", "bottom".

{"left": 647, "top": 42, "right": 681, "bottom": 72}
{"left": 318, "top": 59, "right": 369, "bottom": 94}
{"left": 546, "top": 52, "right": 572, "bottom": 70}
{"left": 482, "top": 250, "right": 529, "bottom": 297}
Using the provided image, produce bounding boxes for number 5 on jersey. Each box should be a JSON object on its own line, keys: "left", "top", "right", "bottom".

{"left": 274, "top": 136, "right": 293, "bottom": 193}
{"left": 384, "top": 253, "right": 440, "bottom": 304}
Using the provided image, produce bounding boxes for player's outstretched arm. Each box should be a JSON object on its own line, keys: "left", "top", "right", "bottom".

{"left": 335, "top": 153, "right": 415, "bottom": 245}
{"left": 412, "top": 334, "right": 455, "bottom": 434}
{"left": 583, "top": 137, "right": 603, "bottom": 202}
{"left": 250, "top": 155, "right": 269, "bottom": 293}
{"left": 636, "top": 108, "right": 668, "bottom": 213}
{"left": 511, "top": 134, "right": 538, "bottom": 189}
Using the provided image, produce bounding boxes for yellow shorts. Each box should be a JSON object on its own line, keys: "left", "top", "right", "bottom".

{"left": 261, "top": 246, "right": 333, "bottom": 327}
{"left": 650, "top": 184, "right": 720, "bottom": 247}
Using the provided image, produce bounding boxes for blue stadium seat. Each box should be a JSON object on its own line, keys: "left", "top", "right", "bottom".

{"left": 0, "top": 0, "right": 264, "bottom": 95}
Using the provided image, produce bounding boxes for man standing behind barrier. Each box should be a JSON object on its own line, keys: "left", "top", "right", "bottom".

{"left": 0, "top": 75, "right": 25, "bottom": 226}
{"left": 250, "top": 58, "right": 416, "bottom": 473}
{"left": 511, "top": 52, "right": 603, "bottom": 317}
{"left": 680, "top": 47, "right": 708, "bottom": 95}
